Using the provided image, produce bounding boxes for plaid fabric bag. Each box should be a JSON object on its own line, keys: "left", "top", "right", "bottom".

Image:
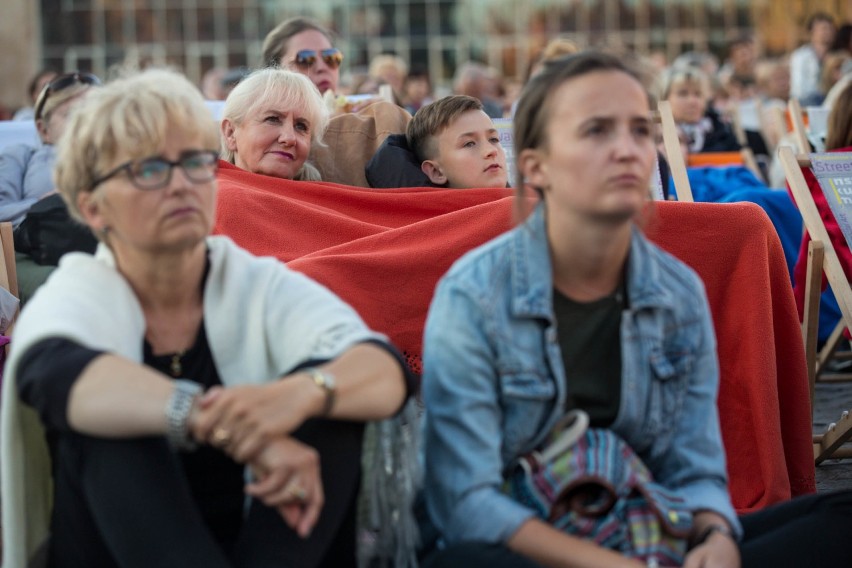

{"left": 504, "top": 411, "right": 693, "bottom": 567}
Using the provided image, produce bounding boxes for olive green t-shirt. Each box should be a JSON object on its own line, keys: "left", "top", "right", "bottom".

{"left": 552, "top": 285, "right": 625, "bottom": 428}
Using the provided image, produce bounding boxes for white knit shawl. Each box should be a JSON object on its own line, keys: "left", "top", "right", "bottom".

{"left": 0, "top": 235, "right": 381, "bottom": 567}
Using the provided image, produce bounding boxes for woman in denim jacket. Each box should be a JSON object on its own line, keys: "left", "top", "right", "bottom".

{"left": 421, "top": 51, "right": 851, "bottom": 568}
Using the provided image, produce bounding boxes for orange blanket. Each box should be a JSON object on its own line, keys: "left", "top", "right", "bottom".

{"left": 215, "top": 163, "right": 815, "bottom": 511}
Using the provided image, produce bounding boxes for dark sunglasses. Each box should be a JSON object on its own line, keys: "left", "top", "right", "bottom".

{"left": 91, "top": 150, "right": 219, "bottom": 191}
{"left": 291, "top": 48, "right": 344, "bottom": 70}
{"left": 34, "top": 72, "right": 101, "bottom": 121}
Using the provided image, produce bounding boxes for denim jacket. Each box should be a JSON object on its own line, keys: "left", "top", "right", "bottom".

{"left": 422, "top": 204, "right": 741, "bottom": 546}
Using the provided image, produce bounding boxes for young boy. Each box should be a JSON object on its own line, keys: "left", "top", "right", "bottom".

{"left": 365, "top": 95, "right": 508, "bottom": 189}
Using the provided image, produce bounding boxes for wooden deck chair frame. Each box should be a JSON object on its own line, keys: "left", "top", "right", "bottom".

{"left": 0, "top": 222, "right": 18, "bottom": 298}
{"left": 780, "top": 146, "right": 852, "bottom": 463}
{"left": 787, "top": 99, "right": 811, "bottom": 155}
{"left": 655, "top": 101, "right": 694, "bottom": 202}
{"left": 768, "top": 105, "right": 789, "bottom": 149}
{"left": 787, "top": 98, "right": 852, "bottom": 382}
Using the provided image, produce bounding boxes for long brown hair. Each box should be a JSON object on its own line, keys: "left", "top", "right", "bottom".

{"left": 826, "top": 80, "right": 852, "bottom": 151}
{"left": 512, "top": 50, "right": 648, "bottom": 219}
{"left": 261, "top": 17, "right": 335, "bottom": 68}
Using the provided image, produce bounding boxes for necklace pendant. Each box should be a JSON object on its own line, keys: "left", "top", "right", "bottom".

{"left": 170, "top": 353, "right": 182, "bottom": 377}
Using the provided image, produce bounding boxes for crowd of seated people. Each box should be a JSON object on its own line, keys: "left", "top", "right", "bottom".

{"left": 4, "top": 11, "right": 852, "bottom": 568}
{"left": 0, "top": 72, "right": 100, "bottom": 303}
{"left": 2, "top": 67, "right": 412, "bottom": 568}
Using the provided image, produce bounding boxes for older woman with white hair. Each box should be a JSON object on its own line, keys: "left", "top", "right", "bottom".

{"left": 1, "top": 68, "right": 411, "bottom": 568}
{"left": 220, "top": 67, "right": 329, "bottom": 182}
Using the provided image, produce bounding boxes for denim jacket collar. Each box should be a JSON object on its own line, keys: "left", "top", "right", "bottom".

{"left": 509, "top": 204, "right": 679, "bottom": 319}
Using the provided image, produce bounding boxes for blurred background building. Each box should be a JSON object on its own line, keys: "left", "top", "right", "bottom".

{"left": 3, "top": 0, "right": 852, "bottom": 113}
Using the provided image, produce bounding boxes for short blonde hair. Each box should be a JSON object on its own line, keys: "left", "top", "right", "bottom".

{"left": 369, "top": 54, "right": 408, "bottom": 80}
{"left": 220, "top": 68, "right": 329, "bottom": 181}
{"left": 657, "top": 66, "right": 710, "bottom": 102}
{"left": 54, "top": 68, "right": 220, "bottom": 223}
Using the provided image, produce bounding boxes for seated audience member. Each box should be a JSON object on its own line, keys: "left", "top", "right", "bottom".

{"left": 420, "top": 50, "right": 852, "bottom": 568}
{"left": 402, "top": 65, "right": 433, "bottom": 114}
{"left": 260, "top": 17, "right": 382, "bottom": 115}
{"left": 1, "top": 72, "right": 98, "bottom": 227}
{"left": 201, "top": 67, "right": 228, "bottom": 101}
{"left": 789, "top": 80, "right": 852, "bottom": 320}
{"left": 366, "top": 95, "right": 507, "bottom": 189}
{"left": 12, "top": 69, "right": 58, "bottom": 121}
{"left": 755, "top": 59, "right": 790, "bottom": 149}
{"left": 220, "top": 67, "right": 329, "bottom": 181}
{"left": 453, "top": 62, "right": 503, "bottom": 118}
{"left": 220, "top": 66, "right": 250, "bottom": 98}
{"left": 1, "top": 68, "right": 412, "bottom": 568}
{"left": 261, "top": 17, "right": 342, "bottom": 96}
{"left": 1, "top": 72, "right": 100, "bottom": 303}
{"left": 660, "top": 66, "right": 741, "bottom": 153}
{"left": 799, "top": 50, "right": 850, "bottom": 107}
{"left": 791, "top": 12, "right": 837, "bottom": 102}
{"left": 369, "top": 53, "right": 408, "bottom": 103}
{"left": 721, "top": 35, "right": 758, "bottom": 87}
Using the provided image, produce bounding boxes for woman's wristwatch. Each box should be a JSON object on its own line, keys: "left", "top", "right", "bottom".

{"left": 690, "top": 523, "right": 736, "bottom": 549}
{"left": 165, "top": 379, "right": 203, "bottom": 451}
{"left": 304, "top": 367, "right": 337, "bottom": 416}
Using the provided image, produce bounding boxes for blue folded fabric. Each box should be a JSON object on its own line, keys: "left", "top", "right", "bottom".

{"left": 671, "top": 165, "right": 842, "bottom": 343}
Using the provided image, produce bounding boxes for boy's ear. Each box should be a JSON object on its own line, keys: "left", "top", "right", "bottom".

{"left": 518, "top": 148, "right": 547, "bottom": 191}
{"left": 421, "top": 159, "right": 448, "bottom": 186}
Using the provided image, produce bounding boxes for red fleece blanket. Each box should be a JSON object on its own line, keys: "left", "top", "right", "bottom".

{"left": 215, "top": 162, "right": 815, "bottom": 512}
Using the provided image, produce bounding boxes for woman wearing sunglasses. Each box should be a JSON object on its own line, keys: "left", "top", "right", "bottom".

{"left": 0, "top": 71, "right": 100, "bottom": 303}
{"left": 262, "top": 17, "right": 344, "bottom": 96}
{"left": 1, "top": 68, "right": 411, "bottom": 568}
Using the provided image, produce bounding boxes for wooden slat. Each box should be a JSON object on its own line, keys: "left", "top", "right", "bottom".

{"left": 0, "top": 222, "right": 18, "bottom": 298}
{"left": 803, "top": 239, "right": 825, "bottom": 418}
{"left": 657, "top": 101, "right": 693, "bottom": 202}
{"left": 788, "top": 99, "right": 811, "bottom": 154}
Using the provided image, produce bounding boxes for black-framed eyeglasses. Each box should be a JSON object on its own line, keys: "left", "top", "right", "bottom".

{"left": 34, "top": 72, "right": 101, "bottom": 121}
{"left": 91, "top": 150, "right": 219, "bottom": 191}
{"left": 291, "top": 48, "right": 344, "bottom": 70}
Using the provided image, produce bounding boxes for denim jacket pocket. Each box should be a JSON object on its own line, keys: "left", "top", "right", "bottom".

{"left": 643, "top": 349, "right": 692, "bottom": 442}
{"left": 500, "top": 372, "right": 556, "bottom": 460}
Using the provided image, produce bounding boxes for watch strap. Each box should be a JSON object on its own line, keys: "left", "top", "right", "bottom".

{"left": 165, "top": 379, "right": 202, "bottom": 451}
{"left": 304, "top": 367, "right": 336, "bottom": 416}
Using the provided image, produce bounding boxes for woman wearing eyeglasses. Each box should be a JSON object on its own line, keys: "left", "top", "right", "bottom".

{"left": 0, "top": 71, "right": 100, "bottom": 303}
{"left": 221, "top": 67, "right": 329, "bottom": 181}
{"left": 1, "top": 68, "right": 412, "bottom": 568}
{"left": 262, "top": 17, "right": 344, "bottom": 96}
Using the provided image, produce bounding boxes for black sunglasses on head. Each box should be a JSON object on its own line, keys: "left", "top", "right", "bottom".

{"left": 292, "top": 48, "right": 344, "bottom": 70}
{"left": 34, "top": 72, "right": 101, "bottom": 121}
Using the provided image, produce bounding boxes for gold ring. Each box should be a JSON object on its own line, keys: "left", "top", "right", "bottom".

{"left": 211, "top": 427, "right": 231, "bottom": 447}
{"left": 287, "top": 486, "right": 307, "bottom": 502}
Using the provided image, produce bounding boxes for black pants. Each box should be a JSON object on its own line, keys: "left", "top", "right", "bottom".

{"left": 47, "top": 419, "right": 363, "bottom": 568}
{"left": 422, "top": 491, "right": 852, "bottom": 568}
